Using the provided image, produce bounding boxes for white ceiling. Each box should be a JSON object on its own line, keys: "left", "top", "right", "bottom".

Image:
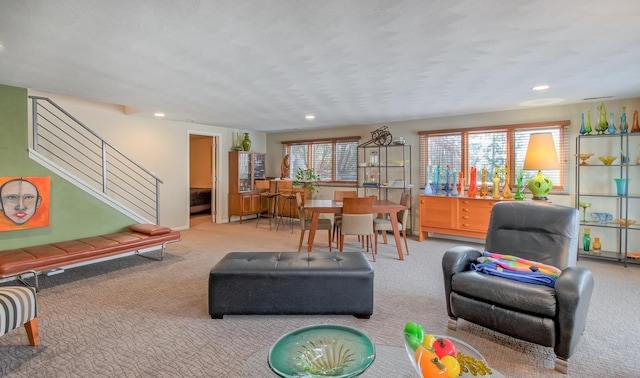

{"left": 2, "top": 1, "right": 640, "bottom": 132}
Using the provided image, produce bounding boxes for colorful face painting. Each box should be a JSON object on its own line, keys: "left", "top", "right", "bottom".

{"left": 0, "top": 176, "right": 50, "bottom": 231}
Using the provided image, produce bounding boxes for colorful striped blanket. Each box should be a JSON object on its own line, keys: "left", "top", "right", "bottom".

{"left": 470, "top": 251, "right": 562, "bottom": 287}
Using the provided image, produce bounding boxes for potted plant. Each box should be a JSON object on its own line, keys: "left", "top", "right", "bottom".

{"left": 294, "top": 168, "right": 320, "bottom": 193}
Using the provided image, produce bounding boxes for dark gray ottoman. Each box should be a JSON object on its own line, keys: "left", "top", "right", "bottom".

{"left": 209, "top": 252, "right": 373, "bottom": 319}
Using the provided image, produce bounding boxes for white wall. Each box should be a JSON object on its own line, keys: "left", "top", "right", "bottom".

{"left": 268, "top": 98, "right": 640, "bottom": 232}
{"left": 29, "top": 90, "right": 267, "bottom": 230}
{"left": 28, "top": 89, "right": 640, "bottom": 236}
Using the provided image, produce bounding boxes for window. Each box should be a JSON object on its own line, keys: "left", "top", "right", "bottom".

{"left": 419, "top": 121, "right": 570, "bottom": 192}
{"left": 282, "top": 136, "right": 360, "bottom": 182}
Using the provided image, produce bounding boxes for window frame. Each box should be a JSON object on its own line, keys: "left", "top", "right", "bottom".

{"left": 418, "top": 120, "right": 570, "bottom": 193}
{"left": 281, "top": 136, "right": 360, "bottom": 183}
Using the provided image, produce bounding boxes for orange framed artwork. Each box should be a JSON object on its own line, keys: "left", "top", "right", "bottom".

{"left": 0, "top": 176, "right": 51, "bottom": 232}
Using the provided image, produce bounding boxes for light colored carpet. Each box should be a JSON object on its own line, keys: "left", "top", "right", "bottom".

{"left": 1, "top": 219, "right": 639, "bottom": 377}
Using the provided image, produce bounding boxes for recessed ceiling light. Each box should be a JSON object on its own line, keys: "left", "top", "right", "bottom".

{"left": 154, "top": 112, "right": 165, "bottom": 117}
{"left": 532, "top": 85, "right": 550, "bottom": 91}
{"left": 305, "top": 115, "right": 315, "bottom": 120}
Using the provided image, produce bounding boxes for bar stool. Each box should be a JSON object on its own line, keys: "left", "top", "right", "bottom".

{"left": 256, "top": 180, "right": 279, "bottom": 230}
{"left": 275, "top": 180, "right": 295, "bottom": 233}
{"left": 278, "top": 191, "right": 297, "bottom": 233}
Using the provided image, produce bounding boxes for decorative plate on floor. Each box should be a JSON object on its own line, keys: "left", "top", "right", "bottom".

{"left": 268, "top": 324, "right": 375, "bottom": 378}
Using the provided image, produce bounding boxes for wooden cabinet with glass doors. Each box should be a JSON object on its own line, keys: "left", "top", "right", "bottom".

{"left": 228, "top": 151, "right": 267, "bottom": 223}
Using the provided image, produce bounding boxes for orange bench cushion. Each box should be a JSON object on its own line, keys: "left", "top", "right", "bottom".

{"left": 0, "top": 225, "right": 180, "bottom": 276}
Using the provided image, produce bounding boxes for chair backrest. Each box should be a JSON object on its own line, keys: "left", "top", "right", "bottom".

{"left": 342, "top": 196, "right": 374, "bottom": 214}
{"left": 269, "top": 180, "right": 279, "bottom": 194}
{"left": 255, "top": 180, "right": 269, "bottom": 191}
{"left": 334, "top": 190, "right": 358, "bottom": 201}
{"left": 295, "top": 192, "right": 304, "bottom": 208}
{"left": 278, "top": 180, "right": 293, "bottom": 191}
{"left": 399, "top": 192, "right": 410, "bottom": 207}
{"left": 295, "top": 192, "right": 307, "bottom": 229}
{"left": 485, "top": 202, "right": 579, "bottom": 269}
{"left": 341, "top": 213, "right": 374, "bottom": 234}
{"left": 397, "top": 192, "right": 411, "bottom": 223}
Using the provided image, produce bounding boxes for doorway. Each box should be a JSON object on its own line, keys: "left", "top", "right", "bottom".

{"left": 188, "top": 132, "right": 219, "bottom": 226}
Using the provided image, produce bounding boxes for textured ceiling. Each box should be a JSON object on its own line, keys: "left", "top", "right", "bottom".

{"left": 1, "top": 1, "right": 640, "bottom": 132}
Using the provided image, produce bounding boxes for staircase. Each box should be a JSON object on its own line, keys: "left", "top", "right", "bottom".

{"left": 28, "top": 96, "right": 162, "bottom": 224}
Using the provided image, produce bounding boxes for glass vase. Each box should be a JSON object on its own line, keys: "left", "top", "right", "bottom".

{"left": 424, "top": 165, "right": 432, "bottom": 195}
{"left": 607, "top": 112, "right": 617, "bottom": 134}
{"left": 242, "top": 132, "right": 251, "bottom": 151}
{"left": 582, "top": 228, "right": 591, "bottom": 252}
{"left": 614, "top": 178, "right": 630, "bottom": 196}
{"left": 592, "top": 237, "right": 601, "bottom": 255}
{"left": 620, "top": 106, "right": 628, "bottom": 133}
{"left": 467, "top": 167, "right": 477, "bottom": 198}
{"left": 597, "top": 102, "right": 608, "bottom": 134}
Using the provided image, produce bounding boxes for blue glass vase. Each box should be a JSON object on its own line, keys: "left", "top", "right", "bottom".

{"left": 424, "top": 165, "right": 432, "bottom": 195}
{"left": 579, "top": 113, "right": 587, "bottom": 135}
{"left": 614, "top": 178, "right": 630, "bottom": 196}
{"left": 607, "top": 112, "right": 617, "bottom": 134}
{"left": 433, "top": 166, "right": 440, "bottom": 195}
{"left": 451, "top": 170, "right": 458, "bottom": 196}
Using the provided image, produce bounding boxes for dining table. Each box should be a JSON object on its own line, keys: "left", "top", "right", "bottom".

{"left": 303, "top": 199, "right": 407, "bottom": 260}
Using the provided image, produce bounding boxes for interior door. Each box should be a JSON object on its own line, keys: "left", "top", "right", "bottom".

{"left": 210, "top": 136, "right": 218, "bottom": 222}
{"left": 188, "top": 133, "right": 219, "bottom": 224}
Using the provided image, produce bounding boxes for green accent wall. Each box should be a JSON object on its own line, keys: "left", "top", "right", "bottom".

{"left": 0, "top": 84, "right": 136, "bottom": 250}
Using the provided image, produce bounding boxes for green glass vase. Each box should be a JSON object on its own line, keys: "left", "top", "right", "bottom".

{"left": 242, "top": 132, "right": 251, "bottom": 151}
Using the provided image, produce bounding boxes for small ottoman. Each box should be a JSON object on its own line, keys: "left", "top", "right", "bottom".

{"left": 208, "top": 252, "right": 374, "bottom": 319}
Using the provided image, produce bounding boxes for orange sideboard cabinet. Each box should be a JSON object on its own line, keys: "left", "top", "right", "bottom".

{"left": 419, "top": 195, "right": 505, "bottom": 241}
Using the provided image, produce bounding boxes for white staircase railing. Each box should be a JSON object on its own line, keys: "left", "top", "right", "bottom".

{"left": 29, "top": 96, "right": 162, "bottom": 224}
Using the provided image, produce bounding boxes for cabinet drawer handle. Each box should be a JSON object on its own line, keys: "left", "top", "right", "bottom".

{"left": 462, "top": 223, "right": 469, "bottom": 227}
{"left": 462, "top": 215, "right": 469, "bottom": 220}
{"left": 462, "top": 208, "right": 470, "bottom": 212}
{"left": 462, "top": 200, "right": 469, "bottom": 204}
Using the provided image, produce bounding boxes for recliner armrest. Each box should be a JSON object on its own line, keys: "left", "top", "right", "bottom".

{"left": 442, "top": 246, "right": 482, "bottom": 317}
{"left": 554, "top": 267, "right": 595, "bottom": 360}
{"left": 442, "top": 246, "right": 482, "bottom": 275}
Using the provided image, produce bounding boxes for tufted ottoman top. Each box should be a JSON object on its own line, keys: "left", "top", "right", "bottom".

{"left": 210, "top": 251, "right": 373, "bottom": 273}
{"left": 209, "top": 252, "right": 374, "bottom": 318}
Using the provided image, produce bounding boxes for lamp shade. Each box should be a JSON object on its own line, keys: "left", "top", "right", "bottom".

{"left": 523, "top": 133, "right": 560, "bottom": 170}
{"left": 523, "top": 132, "right": 559, "bottom": 200}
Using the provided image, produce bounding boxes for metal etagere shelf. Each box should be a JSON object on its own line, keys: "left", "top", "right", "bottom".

{"left": 575, "top": 133, "right": 640, "bottom": 266}
{"left": 357, "top": 143, "right": 412, "bottom": 230}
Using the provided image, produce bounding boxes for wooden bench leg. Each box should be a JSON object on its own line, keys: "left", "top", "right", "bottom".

{"left": 24, "top": 317, "right": 39, "bottom": 346}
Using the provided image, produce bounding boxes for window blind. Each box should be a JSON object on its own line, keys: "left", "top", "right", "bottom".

{"left": 419, "top": 121, "right": 570, "bottom": 192}
{"left": 282, "top": 136, "right": 360, "bottom": 182}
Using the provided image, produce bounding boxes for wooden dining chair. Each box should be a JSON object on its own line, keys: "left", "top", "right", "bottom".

{"left": 339, "top": 196, "right": 377, "bottom": 261}
{"left": 333, "top": 190, "right": 358, "bottom": 246}
{"left": 296, "top": 192, "right": 332, "bottom": 251}
{"left": 374, "top": 192, "right": 411, "bottom": 255}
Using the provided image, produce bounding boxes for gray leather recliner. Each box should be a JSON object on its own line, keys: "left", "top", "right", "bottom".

{"left": 442, "top": 201, "right": 594, "bottom": 374}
